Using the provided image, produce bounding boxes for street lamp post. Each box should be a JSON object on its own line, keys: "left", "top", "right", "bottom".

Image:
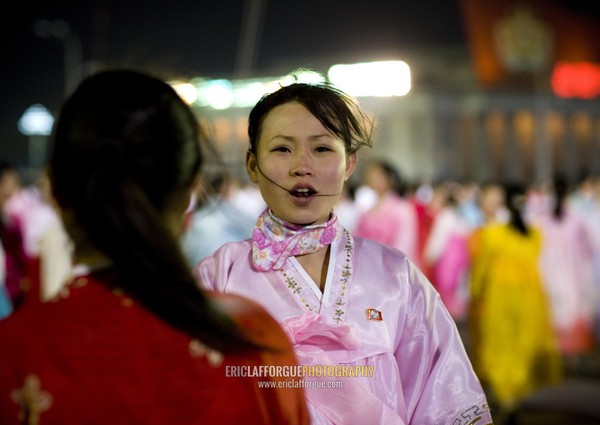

{"left": 18, "top": 104, "right": 55, "bottom": 183}
{"left": 33, "top": 19, "right": 82, "bottom": 96}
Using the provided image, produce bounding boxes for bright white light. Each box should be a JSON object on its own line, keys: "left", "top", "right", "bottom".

{"left": 293, "top": 70, "right": 326, "bottom": 85}
{"left": 198, "top": 80, "right": 234, "bottom": 110}
{"left": 275, "top": 75, "right": 295, "bottom": 89}
{"left": 235, "top": 77, "right": 283, "bottom": 100}
{"left": 234, "top": 81, "right": 269, "bottom": 107}
{"left": 18, "top": 104, "right": 54, "bottom": 136}
{"left": 169, "top": 81, "right": 198, "bottom": 105}
{"left": 268, "top": 70, "right": 325, "bottom": 91}
{"left": 328, "top": 61, "right": 411, "bottom": 97}
{"left": 189, "top": 63, "right": 407, "bottom": 110}
{"left": 230, "top": 71, "right": 326, "bottom": 108}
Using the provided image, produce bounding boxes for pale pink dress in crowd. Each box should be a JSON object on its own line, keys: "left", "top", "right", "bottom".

{"left": 535, "top": 208, "right": 598, "bottom": 354}
{"left": 354, "top": 193, "right": 418, "bottom": 263}
{"left": 423, "top": 207, "right": 471, "bottom": 320}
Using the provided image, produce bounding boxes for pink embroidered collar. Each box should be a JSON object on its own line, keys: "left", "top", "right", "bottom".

{"left": 251, "top": 209, "right": 340, "bottom": 271}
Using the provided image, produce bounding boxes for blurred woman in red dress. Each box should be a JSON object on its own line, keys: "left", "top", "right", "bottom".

{"left": 0, "top": 70, "right": 308, "bottom": 425}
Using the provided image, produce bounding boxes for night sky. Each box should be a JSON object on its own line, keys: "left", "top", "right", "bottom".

{"left": 0, "top": 0, "right": 467, "bottom": 166}
{"left": 3, "top": 0, "right": 599, "bottom": 168}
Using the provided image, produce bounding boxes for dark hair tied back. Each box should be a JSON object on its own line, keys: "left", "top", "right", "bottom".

{"left": 50, "top": 70, "right": 257, "bottom": 352}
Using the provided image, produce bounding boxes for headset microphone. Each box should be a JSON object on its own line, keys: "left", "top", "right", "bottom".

{"left": 255, "top": 160, "right": 341, "bottom": 197}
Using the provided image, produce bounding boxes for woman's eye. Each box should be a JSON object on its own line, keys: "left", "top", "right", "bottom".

{"left": 315, "top": 146, "right": 333, "bottom": 152}
{"left": 272, "top": 146, "right": 290, "bottom": 152}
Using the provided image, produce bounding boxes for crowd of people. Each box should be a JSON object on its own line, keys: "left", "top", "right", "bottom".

{"left": 335, "top": 167, "right": 600, "bottom": 413}
{"left": 181, "top": 157, "right": 600, "bottom": 416}
{"left": 1, "top": 68, "right": 599, "bottom": 423}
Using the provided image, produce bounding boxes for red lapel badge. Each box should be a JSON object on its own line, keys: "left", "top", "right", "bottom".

{"left": 366, "top": 308, "right": 383, "bottom": 321}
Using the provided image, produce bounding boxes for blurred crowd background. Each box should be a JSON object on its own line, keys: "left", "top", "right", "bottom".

{"left": 2, "top": 0, "right": 600, "bottom": 423}
{"left": 2, "top": 156, "right": 600, "bottom": 422}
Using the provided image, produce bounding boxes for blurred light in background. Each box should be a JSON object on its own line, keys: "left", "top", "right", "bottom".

{"left": 277, "top": 69, "right": 327, "bottom": 87}
{"left": 328, "top": 61, "right": 411, "bottom": 97}
{"left": 191, "top": 71, "right": 327, "bottom": 109}
{"left": 169, "top": 81, "right": 198, "bottom": 105}
{"left": 18, "top": 104, "right": 54, "bottom": 136}
{"left": 18, "top": 104, "right": 54, "bottom": 178}
{"left": 233, "top": 80, "right": 270, "bottom": 107}
{"left": 551, "top": 61, "right": 600, "bottom": 99}
{"left": 185, "top": 61, "right": 409, "bottom": 110}
{"left": 196, "top": 79, "right": 235, "bottom": 110}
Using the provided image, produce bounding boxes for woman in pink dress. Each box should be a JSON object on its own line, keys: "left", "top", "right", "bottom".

{"left": 0, "top": 163, "right": 29, "bottom": 312}
{"left": 354, "top": 159, "right": 419, "bottom": 265}
{"left": 423, "top": 181, "right": 471, "bottom": 321}
{"left": 534, "top": 176, "right": 597, "bottom": 356}
{"left": 195, "top": 79, "right": 492, "bottom": 425}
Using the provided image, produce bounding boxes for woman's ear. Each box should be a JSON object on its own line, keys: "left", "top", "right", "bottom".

{"left": 344, "top": 151, "right": 358, "bottom": 181}
{"left": 246, "top": 151, "right": 259, "bottom": 183}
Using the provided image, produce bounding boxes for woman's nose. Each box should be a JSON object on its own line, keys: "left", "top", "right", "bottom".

{"left": 290, "top": 152, "right": 313, "bottom": 176}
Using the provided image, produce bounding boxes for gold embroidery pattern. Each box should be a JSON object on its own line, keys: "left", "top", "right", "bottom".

{"left": 333, "top": 230, "right": 352, "bottom": 323}
{"left": 52, "top": 275, "right": 133, "bottom": 306}
{"left": 72, "top": 277, "right": 88, "bottom": 288}
{"left": 50, "top": 276, "right": 87, "bottom": 303}
{"left": 282, "top": 271, "right": 313, "bottom": 311}
{"left": 281, "top": 229, "right": 354, "bottom": 323}
{"left": 112, "top": 287, "right": 134, "bottom": 307}
{"left": 282, "top": 272, "right": 303, "bottom": 295}
{"left": 10, "top": 374, "right": 53, "bottom": 425}
{"left": 189, "top": 339, "right": 224, "bottom": 367}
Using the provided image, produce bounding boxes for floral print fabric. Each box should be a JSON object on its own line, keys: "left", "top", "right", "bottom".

{"left": 252, "top": 209, "right": 339, "bottom": 271}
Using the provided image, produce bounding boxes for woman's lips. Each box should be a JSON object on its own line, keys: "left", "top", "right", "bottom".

{"left": 289, "top": 184, "right": 317, "bottom": 197}
{"left": 290, "top": 187, "right": 317, "bottom": 197}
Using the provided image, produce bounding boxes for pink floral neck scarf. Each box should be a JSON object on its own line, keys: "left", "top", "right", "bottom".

{"left": 251, "top": 208, "right": 340, "bottom": 271}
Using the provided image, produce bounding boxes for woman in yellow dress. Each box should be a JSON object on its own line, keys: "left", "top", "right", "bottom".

{"left": 470, "top": 183, "right": 562, "bottom": 413}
